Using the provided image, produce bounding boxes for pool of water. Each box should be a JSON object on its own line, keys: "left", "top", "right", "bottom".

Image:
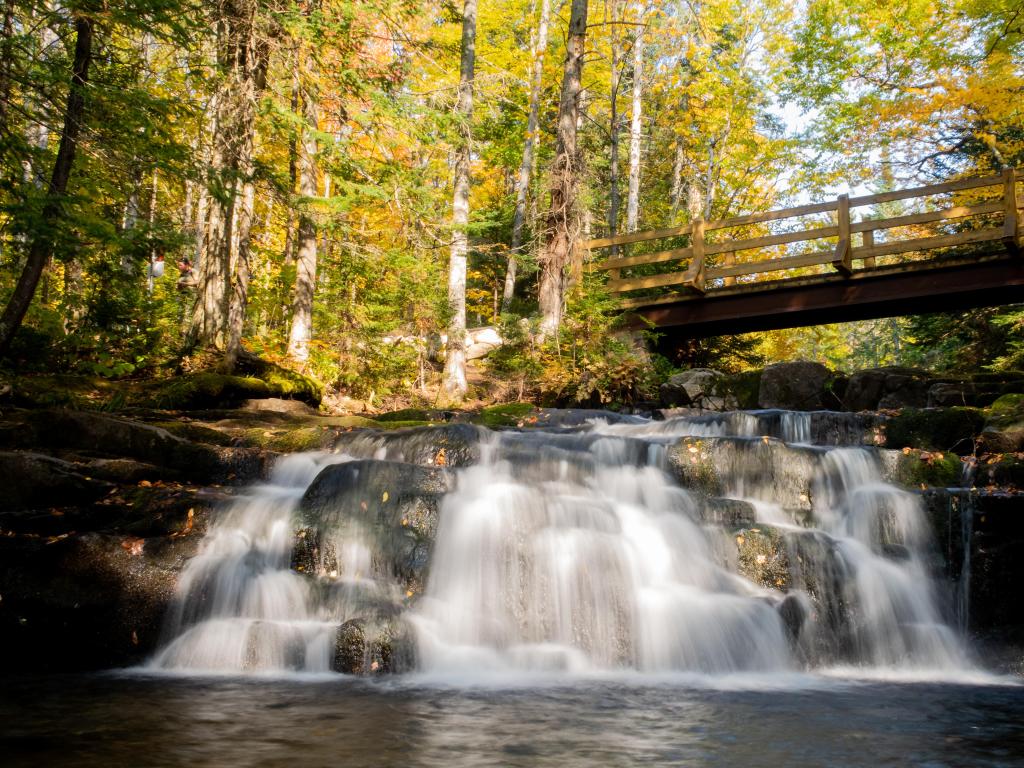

{"left": 2, "top": 673, "right": 1023, "bottom": 767}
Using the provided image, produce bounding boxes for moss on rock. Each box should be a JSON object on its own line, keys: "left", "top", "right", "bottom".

{"left": 478, "top": 402, "right": 538, "bottom": 428}
{"left": 884, "top": 407, "right": 984, "bottom": 452}
{"left": 718, "top": 370, "right": 762, "bottom": 410}
{"left": 892, "top": 449, "right": 964, "bottom": 488}
{"left": 735, "top": 526, "right": 790, "bottom": 591}
{"left": 987, "top": 393, "right": 1024, "bottom": 430}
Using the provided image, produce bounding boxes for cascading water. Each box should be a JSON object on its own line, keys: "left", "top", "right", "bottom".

{"left": 151, "top": 409, "right": 973, "bottom": 678}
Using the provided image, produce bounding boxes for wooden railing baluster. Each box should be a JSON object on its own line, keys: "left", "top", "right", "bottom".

{"left": 688, "top": 217, "right": 706, "bottom": 293}
{"left": 832, "top": 193, "right": 852, "bottom": 276}
{"left": 1004, "top": 168, "right": 1020, "bottom": 256}
{"left": 863, "top": 230, "right": 876, "bottom": 268}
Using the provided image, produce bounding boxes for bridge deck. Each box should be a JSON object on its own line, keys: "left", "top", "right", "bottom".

{"left": 584, "top": 169, "right": 1023, "bottom": 338}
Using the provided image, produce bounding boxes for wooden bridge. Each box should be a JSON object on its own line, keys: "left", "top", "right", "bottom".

{"left": 584, "top": 169, "right": 1024, "bottom": 337}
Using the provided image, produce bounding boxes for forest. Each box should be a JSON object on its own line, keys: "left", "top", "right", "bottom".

{"left": 1, "top": 0, "right": 1022, "bottom": 409}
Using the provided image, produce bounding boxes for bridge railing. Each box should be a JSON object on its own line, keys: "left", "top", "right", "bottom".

{"left": 583, "top": 169, "right": 1023, "bottom": 308}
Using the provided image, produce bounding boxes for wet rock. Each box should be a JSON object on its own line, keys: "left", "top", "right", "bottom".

{"left": 82, "top": 457, "right": 181, "bottom": 484}
{"left": 758, "top": 361, "right": 836, "bottom": 411}
{"left": 777, "top": 593, "right": 808, "bottom": 641}
{"left": 0, "top": 451, "right": 115, "bottom": 512}
{"left": 534, "top": 409, "right": 645, "bottom": 428}
{"left": 965, "top": 493, "right": 1024, "bottom": 639}
{"left": 333, "top": 619, "right": 367, "bottom": 674}
{"left": 809, "top": 411, "right": 886, "bottom": 446}
{"left": 668, "top": 437, "right": 822, "bottom": 510}
{"left": 977, "top": 427, "right": 1024, "bottom": 454}
{"left": 659, "top": 369, "right": 736, "bottom": 410}
{"left": 883, "top": 407, "right": 984, "bottom": 453}
{"left": 332, "top": 423, "right": 483, "bottom": 467}
{"left": 734, "top": 526, "right": 790, "bottom": 591}
{"left": 842, "top": 367, "right": 932, "bottom": 411}
{"left": 697, "top": 497, "right": 757, "bottom": 528}
{"left": 975, "top": 455, "right": 1024, "bottom": 488}
{"left": 296, "top": 459, "right": 452, "bottom": 586}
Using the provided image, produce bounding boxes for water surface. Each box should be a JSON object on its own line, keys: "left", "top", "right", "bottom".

{"left": 2, "top": 673, "right": 1023, "bottom": 767}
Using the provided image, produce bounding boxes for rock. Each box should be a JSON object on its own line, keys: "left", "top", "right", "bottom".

{"left": 333, "top": 619, "right": 367, "bottom": 674}
{"left": 668, "top": 436, "right": 823, "bottom": 510}
{"left": 17, "top": 409, "right": 273, "bottom": 484}
{"left": 758, "top": 361, "right": 835, "bottom": 410}
{"left": 332, "top": 423, "right": 483, "bottom": 467}
{"left": 883, "top": 407, "right": 984, "bottom": 453}
{"left": 534, "top": 409, "right": 645, "bottom": 428}
{"left": 984, "top": 394, "right": 1024, "bottom": 450}
{"left": 0, "top": 530, "right": 204, "bottom": 671}
{"left": 842, "top": 366, "right": 931, "bottom": 411}
{"left": 0, "top": 451, "right": 115, "bottom": 512}
{"left": 777, "top": 593, "right": 809, "bottom": 641}
{"left": 82, "top": 457, "right": 180, "bottom": 484}
{"left": 881, "top": 448, "right": 964, "bottom": 488}
{"left": 465, "top": 326, "right": 503, "bottom": 360}
{"left": 977, "top": 427, "right": 1024, "bottom": 454}
{"left": 697, "top": 497, "right": 757, "bottom": 528}
{"left": 734, "top": 526, "right": 790, "bottom": 591}
{"left": 718, "top": 370, "right": 763, "bottom": 410}
{"left": 659, "top": 368, "right": 737, "bottom": 410}
{"left": 241, "top": 397, "right": 318, "bottom": 415}
{"left": 975, "top": 455, "right": 1024, "bottom": 488}
{"left": 296, "top": 459, "right": 452, "bottom": 588}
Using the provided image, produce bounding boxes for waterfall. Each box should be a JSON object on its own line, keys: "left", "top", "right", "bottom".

{"left": 150, "top": 410, "right": 972, "bottom": 678}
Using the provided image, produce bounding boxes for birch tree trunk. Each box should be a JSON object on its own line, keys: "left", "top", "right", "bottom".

{"left": 607, "top": 0, "right": 622, "bottom": 249}
{"left": 669, "top": 140, "right": 685, "bottom": 221}
{"left": 0, "top": 14, "right": 92, "bottom": 357}
{"left": 287, "top": 48, "right": 319, "bottom": 364}
{"left": 539, "top": 0, "right": 587, "bottom": 338}
{"left": 501, "top": 0, "right": 551, "bottom": 310}
{"left": 441, "top": 0, "right": 477, "bottom": 402}
{"left": 624, "top": 6, "right": 645, "bottom": 232}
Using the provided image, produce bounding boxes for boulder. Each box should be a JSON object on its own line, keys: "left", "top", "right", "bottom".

{"left": 332, "top": 423, "right": 483, "bottom": 468}
{"left": 465, "top": 326, "right": 503, "bottom": 361}
{"left": 843, "top": 366, "right": 932, "bottom": 411}
{"left": 758, "top": 361, "right": 835, "bottom": 410}
{"left": 659, "top": 368, "right": 737, "bottom": 410}
{"left": 241, "top": 397, "right": 318, "bottom": 415}
{"left": 295, "top": 459, "right": 452, "bottom": 589}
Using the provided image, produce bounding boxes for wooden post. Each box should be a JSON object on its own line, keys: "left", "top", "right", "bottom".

{"left": 688, "top": 217, "right": 706, "bottom": 293}
{"left": 863, "top": 229, "right": 876, "bottom": 268}
{"left": 832, "top": 193, "right": 852, "bottom": 276}
{"left": 723, "top": 248, "right": 735, "bottom": 287}
{"left": 1004, "top": 168, "right": 1020, "bottom": 256}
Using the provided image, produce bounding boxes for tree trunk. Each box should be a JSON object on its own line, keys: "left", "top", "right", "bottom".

{"left": 188, "top": 0, "right": 270, "bottom": 362}
{"left": 539, "top": 0, "right": 587, "bottom": 338}
{"left": 624, "top": 6, "right": 645, "bottom": 232}
{"left": 501, "top": 0, "right": 551, "bottom": 311}
{"left": 669, "top": 139, "right": 685, "bottom": 221}
{"left": 607, "top": 0, "right": 621, "bottom": 251}
{"left": 222, "top": 176, "right": 256, "bottom": 372}
{"left": 0, "top": 15, "right": 92, "bottom": 358}
{"left": 440, "top": 0, "right": 477, "bottom": 402}
{"left": 287, "top": 50, "right": 319, "bottom": 364}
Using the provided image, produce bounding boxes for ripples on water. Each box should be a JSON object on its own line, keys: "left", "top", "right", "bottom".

{"left": 2, "top": 673, "right": 1023, "bottom": 767}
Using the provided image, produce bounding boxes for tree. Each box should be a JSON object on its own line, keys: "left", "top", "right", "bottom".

{"left": 539, "top": 0, "right": 587, "bottom": 337}
{"left": 441, "top": 0, "right": 478, "bottom": 401}
{"left": 0, "top": 13, "right": 92, "bottom": 357}
{"left": 501, "top": 0, "right": 552, "bottom": 311}
{"left": 624, "top": 2, "right": 645, "bottom": 232}
{"left": 287, "top": 23, "right": 320, "bottom": 364}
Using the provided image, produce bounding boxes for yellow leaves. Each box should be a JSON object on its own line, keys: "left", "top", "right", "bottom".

{"left": 434, "top": 447, "right": 447, "bottom": 466}
{"left": 382, "top": 491, "right": 389, "bottom": 503}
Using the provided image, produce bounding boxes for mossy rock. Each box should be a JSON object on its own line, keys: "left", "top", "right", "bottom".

{"left": 152, "top": 421, "right": 235, "bottom": 446}
{"left": 893, "top": 449, "right": 964, "bottom": 488}
{"left": 716, "top": 370, "right": 762, "bottom": 410}
{"left": 236, "top": 426, "right": 335, "bottom": 452}
{"left": 986, "top": 393, "right": 1024, "bottom": 431}
{"left": 376, "top": 408, "right": 439, "bottom": 423}
{"left": 374, "top": 420, "right": 432, "bottom": 430}
{"left": 5, "top": 374, "right": 126, "bottom": 410}
{"left": 884, "top": 407, "right": 984, "bottom": 452}
{"left": 975, "top": 455, "right": 1024, "bottom": 489}
{"left": 477, "top": 402, "right": 538, "bottom": 428}
{"left": 234, "top": 356, "right": 323, "bottom": 406}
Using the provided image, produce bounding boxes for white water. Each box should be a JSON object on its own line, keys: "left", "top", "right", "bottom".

{"left": 151, "top": 410, "right": 972, "bottom": 679}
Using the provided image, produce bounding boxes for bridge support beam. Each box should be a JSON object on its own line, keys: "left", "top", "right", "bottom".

{"left": 628, "top": 254, "right": 1024, "bottom": 340}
